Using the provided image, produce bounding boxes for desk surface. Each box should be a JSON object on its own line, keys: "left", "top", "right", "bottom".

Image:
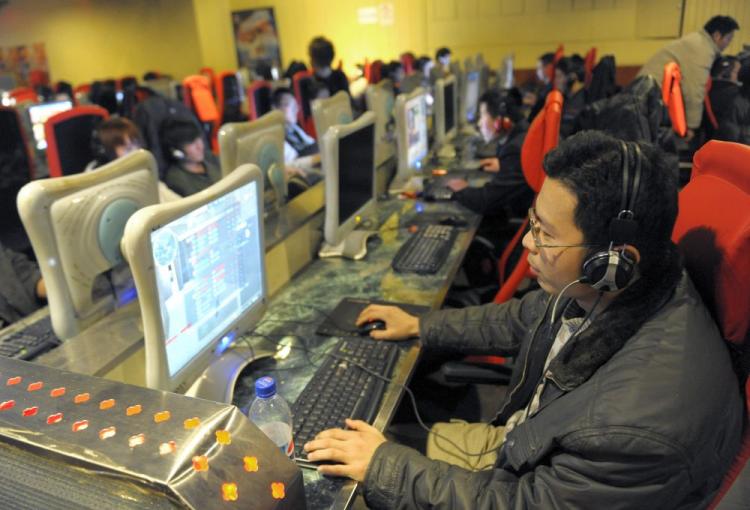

{"left": 230, "top": 197, "right": 481, "bottom": 509}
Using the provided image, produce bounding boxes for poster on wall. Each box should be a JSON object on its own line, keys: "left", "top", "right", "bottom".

{"left": 0, "top": 42, "right": 49, "bottom": 88}
{"left": 232, "top": 8, "right": 282, "bottom": 79}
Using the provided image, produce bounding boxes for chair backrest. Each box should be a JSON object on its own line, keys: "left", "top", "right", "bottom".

{"left": 672, "top": 140, "right": 750, "bottom": 509}
{"left": 44, "top": 105, "right": 109, "bottom": 177}
{"left": 400, "top": 53, "right": 415, "bottom": 75}
{"left": 584, "top": 47, "right": 597, "bottom": 88}
{"left": 704, "top": 77, "right": 719, "bottom": 130}
{"left": 370, "top": 60, "right": 384, "bottom": 84}
{"left": 548, "top": 44, "right": 564, "bottom": 85}
{"left": 247, "top": 81, "right": 272, "bottom": 120}
{"left": 215, "top": 71, "right": 245, "bottom": 124}
{"left": 182, "top": 75, "right": 220, "bottom": 151}
{"left": 520, "top": 89, "right": 563, "bottom": 193}
{"left": 292, "top": 70, "right": 317, "bottom": 137}
{"left": 662, "top": 62, "right": 687, "bottom": 137}
{"left": 9, "top": 87, "right": 38, "bottom": 105}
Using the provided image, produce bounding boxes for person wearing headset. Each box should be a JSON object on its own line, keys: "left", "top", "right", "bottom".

{"left": 86, "top": 117, "right": 143, "bottom": 171}
{"left": 446, "top": 89, "right": 532, "bottom": 219}
{"left": 161, "top": 119, "right": 221, "bottom": 197}
{"left": 303, "top": 131, "right": 742, "bottom": 508}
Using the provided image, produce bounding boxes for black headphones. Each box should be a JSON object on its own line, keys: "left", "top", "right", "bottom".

{"left": 580, "top": 141, "right": 642, "bottom": 292}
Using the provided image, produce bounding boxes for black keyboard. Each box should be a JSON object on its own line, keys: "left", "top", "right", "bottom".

{"left": 291, "top": 338, "right": 400, "bottom": 461}
{"left": 391, "top": 224, "right": 457, "bottom": 274}
{"left": 0, "top": 316, "right": 61, "bottom": 361}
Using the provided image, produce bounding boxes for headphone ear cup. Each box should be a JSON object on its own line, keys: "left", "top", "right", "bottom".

{"left": 501, "top": 116, "right": 513, "bottom": 131}
{"left": 172, "top": 148, "right": 186, "bottom": 160}
{"left": 581, "top": 250, "right": 636, "bottom": 292}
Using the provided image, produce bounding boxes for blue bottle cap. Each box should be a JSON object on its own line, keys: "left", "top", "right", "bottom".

{"left": 254, "top": 376, "right": 277, "bottom": 398}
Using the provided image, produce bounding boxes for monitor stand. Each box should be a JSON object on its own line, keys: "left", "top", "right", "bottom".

{"left": 318, "top": 229, "right": 377, "bottom": 260}
{"left": 185, "top": 344, "right": 275, "bottom": 404}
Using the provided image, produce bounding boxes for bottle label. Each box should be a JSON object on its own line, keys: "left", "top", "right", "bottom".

{"left": 282, "top": 438, "right": 294, "bottom": 457}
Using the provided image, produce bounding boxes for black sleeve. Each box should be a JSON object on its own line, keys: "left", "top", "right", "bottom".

{"left": 3, "top": 245, "right": 41, "bottom": 303}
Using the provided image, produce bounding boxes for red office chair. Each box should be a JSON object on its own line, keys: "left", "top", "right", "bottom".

{"left": 9, "top": 87, "right": 38, "bottom": 105}
{"left": 670, "top": 140, "right": 750, "bottom": 509}
{"left": 369, "top": 60, "right": 384, "bottom": 84}
{"left": 493, "top": 90, "right": 564, "bottom": 304}
{"left": 292, "top": 70, "right": 317, "bottom": 138}
{"left": 547, "top": 44, "right": 564, "bottom": 86}
{"left": 662, "top": 62, "right": 687, "bottom": 138}
{"left": 246, "top": 81, "right": 272, "bottom": 120}
{"left": 182, "top": 74, "right": 220, "bottom": 152}
{"left": 583, "top": 47, "right": 597, "bottom": 88}
{"left": 199, "top": 67, "right": 216, "bottom": 94}
{"left": 44, "top": 105, "right": 109, "bottom": 177}
{"left": 400, "top": 53, "right": 415, "bottom": 75}
{"left": 214, "top": 71, "right": 247, "bottom": 124}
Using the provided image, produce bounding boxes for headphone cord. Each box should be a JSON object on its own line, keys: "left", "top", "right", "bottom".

{"left": 550, "top": 278, "right": 584, "bottom": 328}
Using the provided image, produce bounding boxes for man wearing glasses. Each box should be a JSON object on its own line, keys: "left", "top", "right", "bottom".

{"left": 304, "top": 131, "right": 742, "bottom": 509}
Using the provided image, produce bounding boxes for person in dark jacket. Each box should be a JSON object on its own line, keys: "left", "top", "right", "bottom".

{"left": 161, "top": 119, "right": 221, "bottom": 196}
{"left": 704, "top": 55, "right": 750, "bottom": 145}
{"left": 447, "top": 89, "right": 532, "bottom": 218}
{"left": 308, "top": 36, "right": 349, "bottom": 97}
{"left": 304, "top": 131, "right": 742, "bottom": 509}
{"left": 0, "top": 242, "right": 45, "bottom": 327}
{"left": 555, "top": 55, "right": 587, "bottom": 138}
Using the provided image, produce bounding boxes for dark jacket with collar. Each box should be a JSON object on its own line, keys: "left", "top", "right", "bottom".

{"left": 0, "top": 243, "right": 42, "bottom": 326}
{"left": 363, "top": 270, "right": 742, "bottom": 509}
{"left": 705, "top": 79, "right": 750, "bottom": 145}
{"left": 452, "top": 120, "right": 533, "bottom": 218}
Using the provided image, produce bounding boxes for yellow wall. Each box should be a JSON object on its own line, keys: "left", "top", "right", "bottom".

{"left": 0, "top": 0, "right": 202, "bottom": 85}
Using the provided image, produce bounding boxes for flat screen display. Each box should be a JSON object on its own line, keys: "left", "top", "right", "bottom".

{"left": 28, "top": 100, "right": 73, "bottom": 150}
{"left": 444, "top": 82, "right": 455, "bottom": 134}
{"left": 338, "top": 123, "right": 375, "bottom": 226}
{"left": 464, "top": 71, "right": 480, "bottom": 123}
{"left": 150, "top": 181, "right": 264, "bottom": 376}
{"left": 405, "top": 95, "right": 428, "bottom": 168}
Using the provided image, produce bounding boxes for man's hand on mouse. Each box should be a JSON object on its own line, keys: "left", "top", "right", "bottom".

{"left": 356, "top": 305, "right": 420, "bottom": 340}
{"left": 480, "top": 157, "right": 500, "bottom": 173}
{"left": 446, "top": 178, "right": 468, "bottom": 192}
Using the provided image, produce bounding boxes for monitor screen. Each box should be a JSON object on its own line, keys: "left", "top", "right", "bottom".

{"left": 405, "top": 94, "right": 428, "bottom": 168}
{"left": 338, "top": 123, "right": 375, "bottom": 226}
{"left": 444, "top": 81, "right": 455, "bottom": 135}
{"left": 28, "top": 100, "right": 73, "bottom": 150}
{"left": 464, "top": 71, "right": 480, "bottom": 123}
{"left": 150, "top": 180, "right": 264, "bottom": 377}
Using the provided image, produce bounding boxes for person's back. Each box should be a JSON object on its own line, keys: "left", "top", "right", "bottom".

{"left": 308, "top": 36, "right": 349, "bottom": 97}
{"left": 705, "top": 56, "right": 750, "bottom": 144}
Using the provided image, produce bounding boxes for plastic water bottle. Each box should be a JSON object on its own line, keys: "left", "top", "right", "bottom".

{"left": 248, "top": 376, "right": 294, "bottom": 458}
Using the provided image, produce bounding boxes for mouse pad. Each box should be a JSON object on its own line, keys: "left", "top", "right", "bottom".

{"left": 315, "top": 297, "right": 431, "bottom": 337}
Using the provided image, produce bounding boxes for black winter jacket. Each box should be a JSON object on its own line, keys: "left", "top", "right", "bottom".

{"left": 363, "top": 272, "right": 742, "bottom": 509}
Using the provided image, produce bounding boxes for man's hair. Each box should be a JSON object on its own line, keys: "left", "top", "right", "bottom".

{"left": 479, "top": 89, "right": 503, "bottom": 118}
{"left": 711, "top": 55, "right": 739, "bottom": 79}
{"left": 543, "top": 130, "right": 678, "bottom": 277}
{"left": 436, "top": 47, "right": 451, "bottom": 60}
{"left": 556, "top": 55, "right": 585, "bottom": 83}
{"left": 95, "top": 117, "right": 142, "bottom": 160}
{"left": 160, "top": 119, "right": 202, "bottom": 156}
{"left": 308, "top": 36, "right": 335, "bottom": 69}
{"left": 415, "top": 56, "right": 431, "bottom": 73}
{"left": 271, "top": 87, "right": 295, "bottom": 109}
{"left": 704, "top": 15, "right": 739, "bottom": 36}
{"left": 539, "top": 52, "right": 555, "bottom": 66}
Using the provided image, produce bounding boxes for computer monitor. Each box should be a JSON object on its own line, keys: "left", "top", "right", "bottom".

{"left": 365, "top": 79, "right": 396, "bottom": 167}
{"left": 27, "top": 100, "right": 73, "bottom": 150}
{"left": 319, "top": 111, "right": 377, "bottom": 260}
{"left": 311, "top": 90, "right": 353, "bottom": 143}
{"left": 434, "top": 77, "right": 457, "bottom": 146}
{"left": 122, "top": 164, "right": 267, "bottom": 401}
{"left": 395, "top": 87, "right": 429, "bottom": 180}
{"left": 463, "top": 70, "right": 480, "bottom": 124}
{"left": 17, "top": 150, "right": 160, "bottom": 339}
{"left": 499, "top": 53, "right": 515, "bottom": 89}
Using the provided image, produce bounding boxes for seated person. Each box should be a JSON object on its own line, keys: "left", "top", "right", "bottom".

{"left": 161, "top": 119, "right": 221, "bottom": 196}
{"left": 271, "top": 87, "right": 319, "bottom": 162}
{"left": 308, "top": 36, "right": 349, "bottom": 97}
{"left": 304, "top": 131, "right": 742, "bottom": 509}
{"left": 382, "top": 61, "right": 405, "bottom": 94}
{"left": 88, "top": 117, "right": 180, "bottom": 202}
{"left": 430, "top": 47, "right": 452, "bottom": 82}
{"left": 525, "top": 51, "right": 555, "bottom": 120}
{"left": 0, "top": 241, "right": 45, "bottom": 328}
{"left": 555, "top": 55, "right": 587, "bottom": 137}
{"left": 704, "top": 55, "right": 750, "bottom": 145}
{"left": 446, "top": 89, "right": 532, "bottom": 218}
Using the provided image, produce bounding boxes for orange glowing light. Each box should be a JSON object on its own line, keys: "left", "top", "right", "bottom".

{"left": 72, "top": 420, "right": 89, "bottom": 432}
{"left": 271, "top": 482, "right": 285, "bottom": 499}
{"left": 221, "top": 482, "right": 238, "bottom": 502}
{"left": 215, "top": 429, "right": 231, "bottom": 445}
{"left": 74, "top": 393, "right": 90, "bottom": 404}
{"left": 243, "top": 456, "right": 259, "bottom": 472}
{"left": 128, "top": 433, "right": 146, "bottom": 448}
{"left": 50, "top": 387, "right": 66, "bottom": 398}
{"left": 159, "top": 441, "right": 177, "bottom": 455}
{"left": 27, "top": 381, "right": 43, "bottom": 392}
{"left": 99, "top": 399, "right": 115, "bottom": 410}
{"left": 6, "top": 376, "right": 21, "bottom": 386}
{"left": 99, "top": 426, "right": 116, "bottom": 440}
{"left": 126, "top": 405, "right": 142, "bottom": 416}
{"left": 22, "top": 406, "right": 38, "bottom": 417}
{"left": 154, "top": 410, "right": 171, "bottom": 423}
{"left": 0, "top": 400, "right": 15, "bottom": 411}
{"left": 47, "top": 413, "right": 63, "bottom": 425}
{"left": 183, "top": 417, "right": 201, "bottom": 429}
{"left": 192, "top": 455, "right": 209, "bottom": 472}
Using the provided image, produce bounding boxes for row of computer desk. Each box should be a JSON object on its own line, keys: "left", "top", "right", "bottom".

{"left": 0, "top": 155, "right": 486, "bottom": 509}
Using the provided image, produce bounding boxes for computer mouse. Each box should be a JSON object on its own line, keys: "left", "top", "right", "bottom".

{"left": 357, "top": 320, "right": 386, "bottom": 335}
{"left": 439, "top": 216, "right": 468, "bottom": 227}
